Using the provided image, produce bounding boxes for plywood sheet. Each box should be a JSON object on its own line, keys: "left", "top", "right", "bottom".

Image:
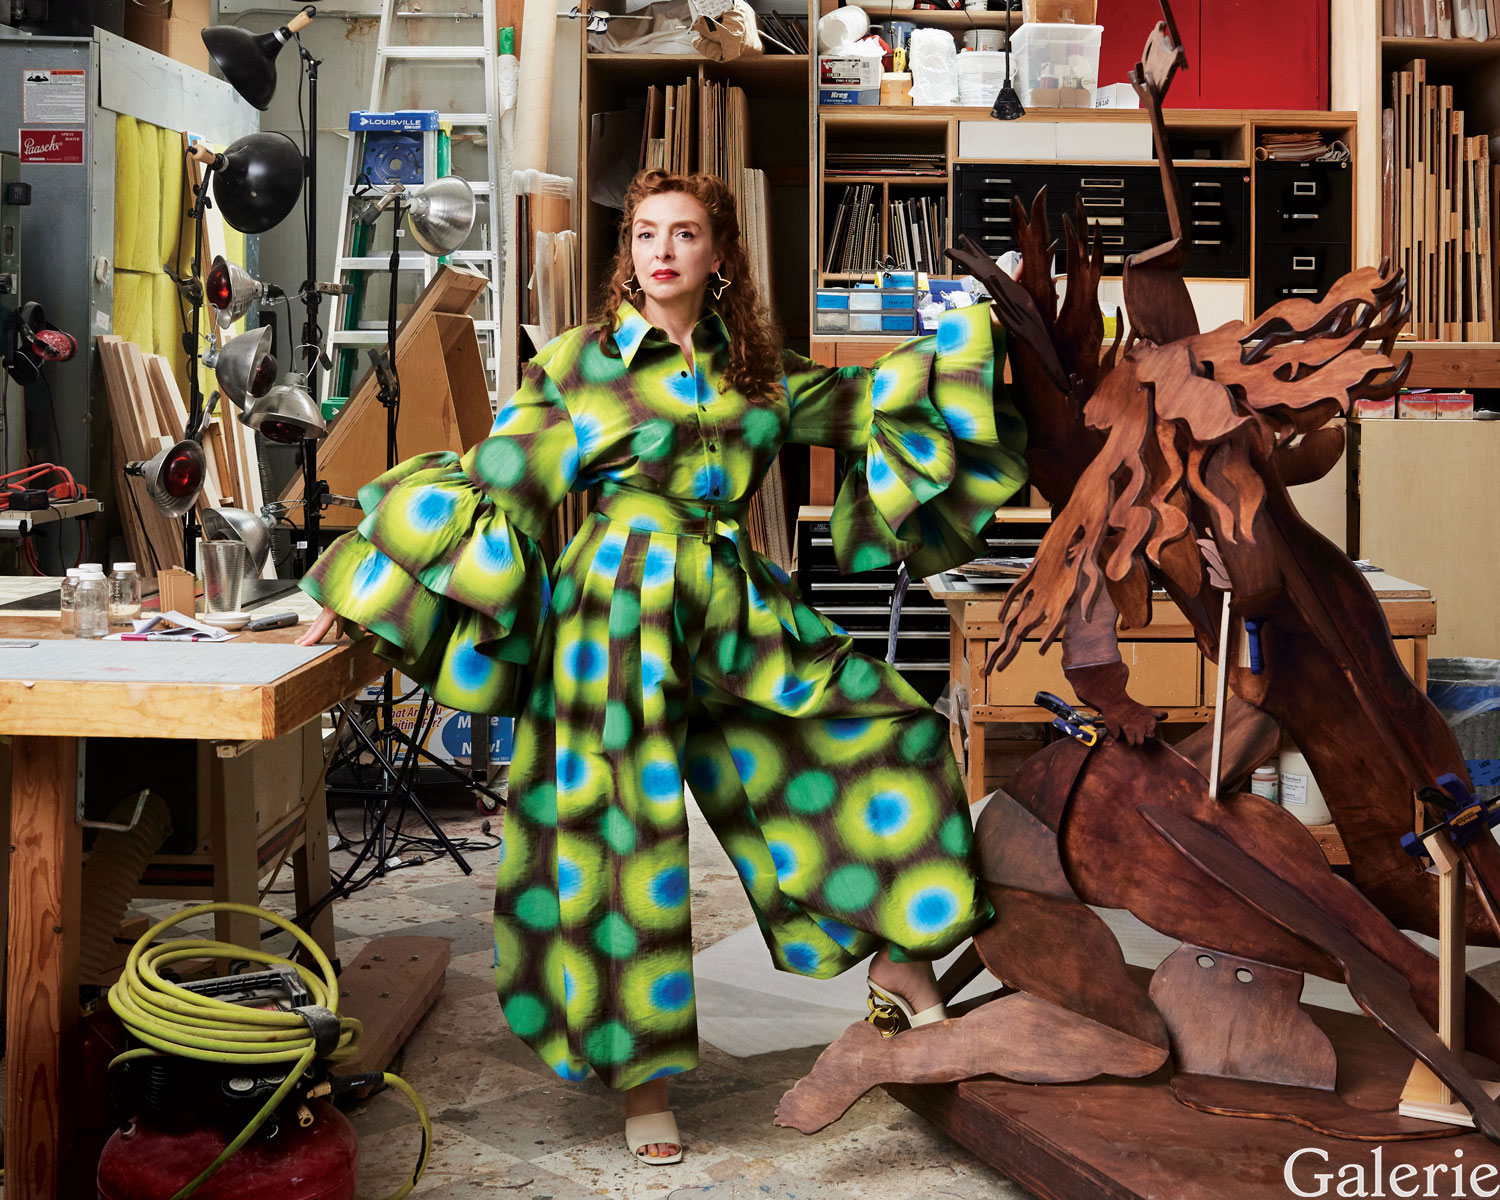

{"left": 1359, "top": 420, "right": 1500, "bottom": 658}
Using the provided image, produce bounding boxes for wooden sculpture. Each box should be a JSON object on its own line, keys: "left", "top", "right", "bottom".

{"left": 778, "top": 0, "right": 1500, "bottom": 1158}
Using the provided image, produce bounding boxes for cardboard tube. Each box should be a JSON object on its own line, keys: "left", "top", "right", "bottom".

{"left": 513, "top": 0, "right": 557, "bottom": 172}
{"left": 287, "top": 6, "right": 316, "bottom": 34}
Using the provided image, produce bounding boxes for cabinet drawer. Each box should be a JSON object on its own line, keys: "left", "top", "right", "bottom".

{"left": 983, "top": 640, "right": 1202, "bottom": 708}
{"left": 1255, "top": 161, "right": 1353, "bottom": 244}
{"left": 1254, "top": 242, "right": 1351, "bottom": 311}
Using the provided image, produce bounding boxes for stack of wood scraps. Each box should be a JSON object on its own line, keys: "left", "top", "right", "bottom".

{"left": 1384, "top": 61, "right": 1494, "bottom": 342}
{"left": 97, "top": 335, "right": 265, "bottom": 575}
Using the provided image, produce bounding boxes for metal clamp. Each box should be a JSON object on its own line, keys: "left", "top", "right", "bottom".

{"left": 78, "top": 785, "right": 152, "bottom": 834}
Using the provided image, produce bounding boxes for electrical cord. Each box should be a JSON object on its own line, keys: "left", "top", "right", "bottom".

{"left": 107, "top": 901, "right": 431, "bottom": 1200}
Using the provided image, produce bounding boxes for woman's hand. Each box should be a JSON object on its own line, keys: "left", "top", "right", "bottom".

{"left": 296, "top": 605, "right": 343, "bottom": 646}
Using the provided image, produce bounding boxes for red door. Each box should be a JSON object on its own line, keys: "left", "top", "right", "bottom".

{"left": 1096, "top": 0, "right": 1202, "bottom": 107}
{"left": 1198, "top": 0, "right": 1328, "bottom": 110}
{"left": 1093, "top": 0, "right": 1327, "bottom": 111}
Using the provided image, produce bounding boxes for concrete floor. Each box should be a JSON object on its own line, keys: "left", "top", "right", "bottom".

{"left": 324, "top": 795, "right": 1021, "bottom": 1200}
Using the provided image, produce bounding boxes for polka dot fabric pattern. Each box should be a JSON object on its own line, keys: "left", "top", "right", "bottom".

{"left": 300, "top": 299, "right": 1025, "bottom": 1090}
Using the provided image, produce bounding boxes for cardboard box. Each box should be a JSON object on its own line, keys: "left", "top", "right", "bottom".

{"left": 1432, "top": 391, "right": 1475, "bottom": 419}
{"left": 1397, "top": 394, "right": 1438, "bottom": 419}
{"left": 1024, "top": 0, "right": 1098, "bottom": 21}
{"left": 819, "top": 87, "right": 880, "bottom": 106}
{"left": 125, "top": 0, "right": 212, "bottom": 74}
{"left": 1355, "top": 396, "right": 1397, "bottom": 419}
{"left": 984, "top": 640, "right": 1201, "bottom": 708}
{"left": 819, "top": 54, "right": 883, "bottom": 89}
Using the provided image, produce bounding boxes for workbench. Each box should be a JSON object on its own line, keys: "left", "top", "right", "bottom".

{"left": 0, "top": 579, "right": 383, "bottom": 1200}
{"left": 924, "top": 569, "right": 1436, "bottom": 809}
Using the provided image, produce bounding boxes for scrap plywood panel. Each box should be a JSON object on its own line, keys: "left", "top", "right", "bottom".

{"left": 1359, "top": 420, "right": 1500, "bottom": 659}
{"left": 277, "top": 267, "right": 492, "bottom": 529}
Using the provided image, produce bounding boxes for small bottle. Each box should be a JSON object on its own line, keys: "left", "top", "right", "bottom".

{"left": 108, "top": 561, "right": 142, "bottom": 625}
{"left": 58, "top": 567, "right": 81, "bottom": 635}
{"left": 1250, "top": 764, "right": 1279, "bottom": 803}
{"left": 74, "top": 567, "right": 109, "bottom": 639}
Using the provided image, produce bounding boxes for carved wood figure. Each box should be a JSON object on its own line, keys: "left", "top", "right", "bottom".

{"left": 778, "top": 0, "right": 1500, "bottom": 1151}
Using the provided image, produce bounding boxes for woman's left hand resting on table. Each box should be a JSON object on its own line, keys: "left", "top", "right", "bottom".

{"left": 295, "top": 605, "right": 343, "bottom": 646}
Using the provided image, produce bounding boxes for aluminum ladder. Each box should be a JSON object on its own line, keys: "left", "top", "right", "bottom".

{"left": 320, "top": 0, "right": 502, "bottom": 412}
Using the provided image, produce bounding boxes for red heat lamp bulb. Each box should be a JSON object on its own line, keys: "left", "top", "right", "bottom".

{"left": 164, "top": 453, "right": 204, "bottom": 498}
{"left": 248, "top": 356, "right": 277, "bottom": 397}
{"left": 205, "top": 260, "right": 233, "bottom": 311}
{"left": 259, "top": 419, "right": 305, "bottom": 445}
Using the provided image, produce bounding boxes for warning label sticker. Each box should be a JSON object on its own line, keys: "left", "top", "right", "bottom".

{"left": 22, "top": 68, "right": 86, "bottom": 123}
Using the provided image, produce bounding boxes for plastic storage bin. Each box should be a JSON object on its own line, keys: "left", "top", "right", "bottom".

{"left": 956, "top": 50, "right": 1010, "bottom": 107}
{"left": 1010, "top": 22, "right": 1102, "bottom": 109}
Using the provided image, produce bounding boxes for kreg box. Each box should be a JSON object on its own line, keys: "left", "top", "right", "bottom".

{"left": 819, "top": 55, "right": 883, "bottom": 89}
{"left": 819, "top": 86, "right": 881, "bottom": 105}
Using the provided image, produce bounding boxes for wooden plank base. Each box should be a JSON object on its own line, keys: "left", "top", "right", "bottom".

{"left": 332, "top": 935, "right": 449, "bottom": 1079}
{"left": 886, "top": 1003, "right": 1500, "bottom": 1199}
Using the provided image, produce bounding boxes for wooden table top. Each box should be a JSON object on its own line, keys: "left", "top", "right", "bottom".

{"left": 923, "top": 570, "right": 1437, "bottom": 641}
{"left": 0, "top": 581, "right": 379, "bottom": 741}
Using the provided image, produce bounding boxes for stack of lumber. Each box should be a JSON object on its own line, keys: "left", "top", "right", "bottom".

{"left": 97, "top": 335, "right": 264, "bottom": 574}
{"left": 1384, "top": 60, "right": 1495, "bottom": 341}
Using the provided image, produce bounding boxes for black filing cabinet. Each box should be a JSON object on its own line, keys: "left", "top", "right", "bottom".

{"left": 953, "top": 163, "right": 1248, "bottom": 278}
{"left": 1254, "top": 160, "right": 1352, "bottom": 311}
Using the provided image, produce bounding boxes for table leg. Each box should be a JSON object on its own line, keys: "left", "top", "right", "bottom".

{"left": 7, "top": 735, "right": 82, "bottom": 1200}
{"left": 294, "top": 722, "right": 336, "bottom": 961}
{"left": 208, "top": 748, "right": 260, "bottom": 952}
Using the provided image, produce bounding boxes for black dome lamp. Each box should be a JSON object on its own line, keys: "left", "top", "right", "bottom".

{"left": 188, "top": 133, "right": 304, "bottom": 235}
{"left": 201, "top": 5, "right": 316, "bottom": 111}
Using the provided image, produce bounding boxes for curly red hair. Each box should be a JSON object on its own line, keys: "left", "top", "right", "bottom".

{"left": 594, "top": 170, "right": 783, "bottom": 402}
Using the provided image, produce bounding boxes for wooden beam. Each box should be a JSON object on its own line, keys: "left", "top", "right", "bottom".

{"left": 6, "top": 735, "right": 83, "bottom": 1200}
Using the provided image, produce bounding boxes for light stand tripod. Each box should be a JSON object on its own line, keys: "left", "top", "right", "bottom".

{"left": 323, "top": 191, "right": 475, "bottom": 878}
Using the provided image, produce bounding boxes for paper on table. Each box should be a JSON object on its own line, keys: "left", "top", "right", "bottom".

{"left": 103, "top": 611, "right": 237, "bottom": 641}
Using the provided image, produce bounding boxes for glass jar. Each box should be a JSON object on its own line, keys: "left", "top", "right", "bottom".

{"left": 74, "top": 567, "right": 109, "bottom": 639}
{"left": 1249, "top": 764, "right": 1279, "bottom": 803}
{"left": 109, "top": 561, "right": 142, "bottom": 625}
{"left": 58, "top": 567, "right": 81, "bottom": 635}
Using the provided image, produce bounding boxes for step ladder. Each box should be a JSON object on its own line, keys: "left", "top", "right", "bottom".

{"left": 321, "top": 0, "right": 502, "bottom": 413}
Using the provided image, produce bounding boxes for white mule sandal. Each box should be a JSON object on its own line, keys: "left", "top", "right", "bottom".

{"left": 865, "top": 977, "right": 947, "bottom": 1037}
{"left": 625, "top": 1110, "right": 684, "bottom": 1165}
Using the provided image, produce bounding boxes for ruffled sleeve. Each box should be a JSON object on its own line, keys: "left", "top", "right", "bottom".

{"left": 782, "top": 302, "right": 1027, "bottom": 577}
{"left": 298, "top": 354, "right": 580, "bottom": 716}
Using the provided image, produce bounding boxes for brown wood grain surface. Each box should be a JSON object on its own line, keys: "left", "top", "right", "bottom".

{"left": 775, "top": 990, "right": 1170, "bottom": 1135}
{"left": 0, "top": 619, "right": 381, "bottom": 741}
{"left": 887, "top": 998, "right": 1499, "bottom": 1200}
{"left": 7, "top": 736, "right": 84, "bottom": 1200}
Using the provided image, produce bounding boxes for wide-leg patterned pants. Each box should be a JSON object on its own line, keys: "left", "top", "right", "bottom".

{"left": 493, "top": 513, "right": 992, "bottom": 1090}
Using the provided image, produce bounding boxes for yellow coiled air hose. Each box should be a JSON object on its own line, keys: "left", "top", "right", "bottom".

{"left": 107, "top": 901, "right": 432, "bottom": 1200}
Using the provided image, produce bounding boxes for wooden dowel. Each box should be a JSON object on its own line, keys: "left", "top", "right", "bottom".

{"left": 1207, "top": 590, "right": 1232, "bottom": 802}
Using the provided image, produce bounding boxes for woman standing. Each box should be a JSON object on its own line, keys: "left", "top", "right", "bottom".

{"left": 298, "top": 170, "right": 1027, "bottom": 1164}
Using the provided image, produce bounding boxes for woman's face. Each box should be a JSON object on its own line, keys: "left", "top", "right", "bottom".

{"left": 630, "top": 191, "right": 721, "bottom": 313}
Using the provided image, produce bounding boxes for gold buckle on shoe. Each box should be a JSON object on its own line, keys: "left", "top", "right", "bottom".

{"left": 866, "top": 990, "right": 910, "bottom": 1038}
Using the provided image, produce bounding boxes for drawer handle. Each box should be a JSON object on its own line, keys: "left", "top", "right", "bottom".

{"left": 1101, "top": 235, "right": 1125, "bottom": 245}
{"left": 1292, "top": 256, "right": 1317, "bottom": 270}
{"left": 1103, "top": 254, "right": 1125, "bottom": 264}
{"left": 1190, "top": 180, "right": 1222, "bottom": 189}
{"left": 1287, "top": 287, "right": 1319, "bottom": 294}
{"left": 980, "top": 196, "right": 1009, "bottom": 204}
{"left": 1192, "top": 219, "right": 1221, "bottom": 226}
{"left": 1293, "top": 180, "right": 1318, "bottom": 196}
{"left": 1191, "top": 200, "right": 1223, "bottom": 208}
{"left": 1082, "top": 197, "right": 1124, "bottom": 207}
{"left": 981, "top": 216, "right": 1011, "bottom": 223}
{"left": 1288, "top": 213, "right": 1319, "bottom": 220}
{"left": 1089, "top": 216, "right": 1124, "bottom": 226}
{"left": 1080, "top": 177, "right": 1124, "bottom": 188}
{"left": 1193, "top": 239, "right": 1223, "bottom": 246}
{"left": 982, "top": 177, "right": 1013, "bottom": 185}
